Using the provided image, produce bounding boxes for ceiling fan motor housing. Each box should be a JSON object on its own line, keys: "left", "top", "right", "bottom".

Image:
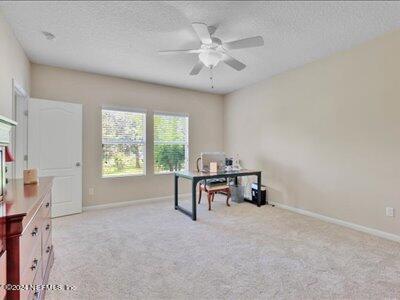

{"left": 199, "top": 37, "right": 224, "bottom": 68}
{"left": 199, "top": 50, "right": 223, "bottom": 68}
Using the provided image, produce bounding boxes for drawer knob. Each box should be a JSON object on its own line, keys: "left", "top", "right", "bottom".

{"left": 31, "top": 258, "right": 38, "bottom": 271}
{"left": 45, "top": 202, "right": 50, "bottom": 208}
{"left": 31, "top": 227, "right": 39, "bottom": 236}
{"left": 45, "top": 224, "right": 50, "bottom": 231}
{"left": 46, "top": 246, "right": 51, "bottom": 253}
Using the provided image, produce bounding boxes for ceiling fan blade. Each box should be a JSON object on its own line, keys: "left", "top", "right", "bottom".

{"left": 189, "top": 60, "right": 204, "bottom": 75}
{"left": 192, "top": 22, "right": 212, "bottom": 44}
{"left": 222, "top": 54, "right": 246, "bottom": 71}
{"left": 223, "top": 36, "right": 264, "bottom": 50}
{"left": 158, "top": 49, "right": 201, "bottom": 55}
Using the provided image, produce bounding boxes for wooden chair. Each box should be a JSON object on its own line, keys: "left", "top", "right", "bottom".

{"left": 195, "top": 157, "right": 231, "bottom": 210}
{"left": 198, "top": 181, "right": 231, "bottom": 211}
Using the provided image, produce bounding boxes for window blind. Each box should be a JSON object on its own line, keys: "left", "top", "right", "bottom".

{"left": 154, "top": 113, "right": 188, "bottom": 173}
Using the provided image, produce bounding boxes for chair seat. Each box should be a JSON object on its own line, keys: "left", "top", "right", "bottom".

{"left": 204, "top": 184, "right": 230, "bottom": 191}
{"left": 199, "top": 183, "right": 231, "bottom": 210}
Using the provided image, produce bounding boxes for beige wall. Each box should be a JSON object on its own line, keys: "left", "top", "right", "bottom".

{"left": 31, "top": 64, "right": 224, "bottom": 207}
{"left": 23, "top": 17, "right": 399, "bottom": 235}
{"left": 0, "top": 12, "right": 30, "bottom": 118}
{"left": 224, "top": 30, "right": 400, "bottom": 236}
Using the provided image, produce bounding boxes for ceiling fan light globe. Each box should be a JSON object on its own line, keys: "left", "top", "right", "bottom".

{"left": 199, "top": 51, "right": 223, "bottom": 68}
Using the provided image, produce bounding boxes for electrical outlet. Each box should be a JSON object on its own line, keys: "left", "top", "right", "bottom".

{"left": 386, "top": 207, "right": 394, "bottom": 217}
{"left": 88, "top": 188, "right": 94, "bottom": 196}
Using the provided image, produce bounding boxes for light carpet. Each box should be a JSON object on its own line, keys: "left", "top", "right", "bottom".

{"left": 47, "top": 196, "right": 400, "bottom": 299}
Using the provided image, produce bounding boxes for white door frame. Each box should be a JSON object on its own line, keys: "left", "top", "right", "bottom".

{"left": 11, "top": 79, "right": 29, "bottom": 179}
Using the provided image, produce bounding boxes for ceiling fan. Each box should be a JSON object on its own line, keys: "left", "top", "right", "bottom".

{"left": 158, "top": 22, "right": 264, "bottom": 76}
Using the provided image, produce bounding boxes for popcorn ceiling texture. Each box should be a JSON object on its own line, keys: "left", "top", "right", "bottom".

{"left": 47, "top": 196, "right": 400, "bottom": 299}
{"left": 1, "top": 1, "right": 400, "bottom": 94}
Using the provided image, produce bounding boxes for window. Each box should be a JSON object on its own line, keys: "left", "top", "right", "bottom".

{"left": 154, "top": 113, "right": 189, "bottom": 174}
{"left": 102, "top": 108, "right": 146, "bottom": 177}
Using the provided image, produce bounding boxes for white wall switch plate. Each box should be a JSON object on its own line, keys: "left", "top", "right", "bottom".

{"left": 386, "top": 207, "right": 395, "bottom": 217}
{"left": 88, "top": 188, "right": 95, "bottom": 196}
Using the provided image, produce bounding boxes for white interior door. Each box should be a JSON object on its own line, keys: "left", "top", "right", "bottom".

{"left": 28, "top": 98, "right": 82, "bottom": 217}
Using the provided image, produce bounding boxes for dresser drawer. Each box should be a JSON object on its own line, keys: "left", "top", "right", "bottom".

{"left": 28, "top": 264, "right": 43, "bottom": 300}
{"left": 41, "top": 192, "right": 51, "bottom": 219}
{"left": 19, "top": 244, "right": 42, "bottom": 300}
{"left": 20, "top": 242, "right": 41, "bottom": 298}
{"left": 42, "top": 217, "right": 51, "bottom": 244}
{"left": 20, "top": 241, "right": 41, "bottom": 284}
{"left": 20, "top": 217, "right": 42, "bottom": 273}
{"left": 42, "top": 237, "right": 52, "bottom": 279}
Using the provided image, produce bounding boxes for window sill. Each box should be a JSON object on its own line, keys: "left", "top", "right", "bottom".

{"left": 102, "top": 173, "right": 146, "bottom": 179}
{"left": 154, "top": 171, "right": 176, "bottom": 175}
{"left": 154, "top": 170, "right": 188, "bottom": 175}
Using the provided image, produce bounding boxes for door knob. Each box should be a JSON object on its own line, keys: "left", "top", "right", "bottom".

{"left": 76, "top": 162, "right": 81, "bottom": 167}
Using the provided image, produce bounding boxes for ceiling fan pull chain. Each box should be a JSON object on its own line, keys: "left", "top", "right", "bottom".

{"left": 209, "top": 66, "right": 214, "bottom": 89}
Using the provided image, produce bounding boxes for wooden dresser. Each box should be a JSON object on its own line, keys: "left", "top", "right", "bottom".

{"left": 5, "top": 177, "right": 54, "bottom": 300}
{"left": 0, "top": 114, "right": 18, "bottom": 299}
{"left": 0, "top": 201, "right": 6, "bottom": 300}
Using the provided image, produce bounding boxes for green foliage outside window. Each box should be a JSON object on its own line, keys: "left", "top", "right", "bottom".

{"left": 102, "top": 109, "right": 145, "bottom": 177}
{"left": 154, "top": 114, "right": 188, "bottom": 173}
{"left": 154, "top": 144, "right": 185, "bottom": 172}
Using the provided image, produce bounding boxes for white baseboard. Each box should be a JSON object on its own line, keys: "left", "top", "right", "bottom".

{"left": 271, "top": 202, "right": 400, "bottom": 243}
{"left": 83, "top": 193, "right": 191, "bottom": 212}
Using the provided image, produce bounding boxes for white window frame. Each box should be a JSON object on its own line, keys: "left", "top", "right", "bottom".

{"left": 101, "top": 106, "right": 147, "bottom": 178}
{"left": 153, "top": 111, "right": 189, "bottom": 175}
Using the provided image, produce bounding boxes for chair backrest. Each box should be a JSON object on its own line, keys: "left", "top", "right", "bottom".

{"left": 199, "top": 152, "right": 226, "bottom": 172}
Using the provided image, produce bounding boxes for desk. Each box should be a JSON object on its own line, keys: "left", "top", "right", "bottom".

{"left": 174, "top": 169, "right": 262, "bottom": 221}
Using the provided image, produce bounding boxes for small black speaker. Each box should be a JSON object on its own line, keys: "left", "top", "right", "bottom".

{"left": 251, "top": 184, "right": 267, "bottom": 206}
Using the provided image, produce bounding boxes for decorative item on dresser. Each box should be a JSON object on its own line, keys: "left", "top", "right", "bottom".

{"left": 0, "top": 115, "right": 17, "bottom": 300}
{"left": 5, "top": 177, "right": 54, "bottom": 300}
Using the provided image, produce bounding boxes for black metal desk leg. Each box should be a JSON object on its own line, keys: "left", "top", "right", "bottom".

{"left": 192, "top": 179, "right": 197, "bottom": 221}
{"left": 174, "top": 174, "right": 178, "bottom": 209}
{"left": 257, "top": 173, "right": 261, "bottom": 207}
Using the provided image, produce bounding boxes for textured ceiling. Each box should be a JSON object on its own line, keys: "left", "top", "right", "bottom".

{"left": 1, "top": 1, "right": 400, "bottom": 94}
